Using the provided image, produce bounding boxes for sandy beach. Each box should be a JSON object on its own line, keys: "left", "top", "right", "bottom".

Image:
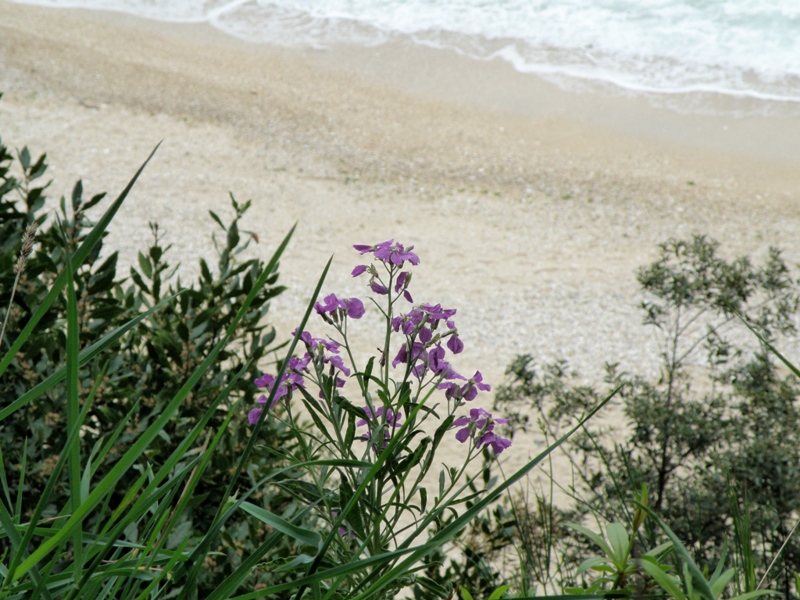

{"left": 2, "top": 0, "right": 800, "bottom": 480}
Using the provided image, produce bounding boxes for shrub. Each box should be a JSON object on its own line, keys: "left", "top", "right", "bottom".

{"left": 493, "top": 235, "right": 800, "bottom": 596}
{"left": 0, "top": 126, "right": 303, "bottom": 594}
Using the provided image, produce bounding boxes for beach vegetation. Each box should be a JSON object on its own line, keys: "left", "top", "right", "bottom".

{"left": 447, "top": 235, "right": 800, "bottom": 597}
{"left": 0, "top": 102, "right": 794, "bottom": 600}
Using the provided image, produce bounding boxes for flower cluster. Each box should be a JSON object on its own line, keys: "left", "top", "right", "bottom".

{"left": 453, "top": 408, "right": 512, "bottom": 454}
{"left": 248, "top": 355, "right": 309, "bottom": 425}
{"left": 352, "top": 239, "right": 418, "bottom": 300}
{"left": 248, "top": 239, "right": 512, "bottom": 456}
{"left": 353, "top": 239, "right": 419, "bottom": 268}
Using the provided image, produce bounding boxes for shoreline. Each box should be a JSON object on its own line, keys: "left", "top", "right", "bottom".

{"left": 2, "top": 1, "right": 800, "bottom": 474}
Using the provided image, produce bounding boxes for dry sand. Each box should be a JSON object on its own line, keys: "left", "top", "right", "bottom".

{"left": 2, "top": 1, "right": 800, "bottom": 485}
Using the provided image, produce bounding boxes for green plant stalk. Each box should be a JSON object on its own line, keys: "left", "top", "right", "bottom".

{"left": 298, "top": 371, "right": 451, "bottom": 600}
{"left": 0, "top": 268, "right": 22, "bottom": 349}
{"left": 352, "top": 386, "right": 619, "bottom": 600}
{"left": 63, "top": 222, "right": 84, "bottom": 586}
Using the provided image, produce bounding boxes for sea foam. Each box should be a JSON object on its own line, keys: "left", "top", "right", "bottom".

{"left": 13, "top": 0, "right": 800, "bottom": 110}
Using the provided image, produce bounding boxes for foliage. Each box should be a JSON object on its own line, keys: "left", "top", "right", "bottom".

{"left": 0, "top": 128, "right": 303, "bottom": 595}
{"left": 238, "top": 241, "right": 616, "bottom": 599}
{"left": 0, "top": 122, "right": 616, "bottom": 599}
{"left": 492, "top": 235, "right": 800, "bottom": 596}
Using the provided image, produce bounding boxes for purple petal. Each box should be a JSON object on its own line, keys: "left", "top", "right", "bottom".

{"left": 254, "top": 373, "right": 275, "bottom": 388}
{"left": 447, "top": 335, "right": 464, "bottom": 354}
{"left": 370, "top": 282, "right": 388, "bottom": 295}
{"left": 395, "top": 271, "right": 408, "bottom": 292}
{"left": 345, "top": 297, "right": 365, "bottom": 319}
{"left": 248, "top": 408, "right": 263, "bottom": 425}
{"left": 328, "top": 354, "right": 351, "bottom": 377}
{"left": 351, "top": 264, "right": 368, "bottom": 277}
{"left": 392, "top": 346, "right": 408, "bottom": 368}
{"left": 455, "top": 427, "right": 471, "bottom": 443}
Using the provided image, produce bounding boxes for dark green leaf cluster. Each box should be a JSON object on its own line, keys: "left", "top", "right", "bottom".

{"left": 0, "top": 134, "right": 302, "bottom": 593}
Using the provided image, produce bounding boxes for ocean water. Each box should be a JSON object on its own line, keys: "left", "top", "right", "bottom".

{"left": 13, "top": 0, "right": 800, "bottom": 109}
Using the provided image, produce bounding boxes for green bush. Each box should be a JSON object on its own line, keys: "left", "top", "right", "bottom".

{"left": 0, "top": 128, "right": 305, "bottom": 594}
{"left": 492, "top": 235, "right": 800, "bottom": 596}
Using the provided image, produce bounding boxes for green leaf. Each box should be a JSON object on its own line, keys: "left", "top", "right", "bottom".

{"left": 240, "top": 501, "right": 321, "bottom": 549}
{"left": 605, "top": 522, "right": 631, "bottom": 568}
{"left": 415, "top": 576, "right": 450, "bottom": 598}
{"left": 565, "top": 523, "right": 613, "bottom": 560}
{"left": 208, "top": 210, "right": 225, "bottom": 230}
{"left": 576, "top": 556, "right": 607, "bottom": 576}
{"left": 19, "top": 146, "right": 30, "bottom": 170}
{"left": 137, "top": 251, "right": 152, "bottom": 279}
{"left": 63, "top": 226, "right": 84, "bottom": 581}
{"left": 71, "top": 180, "right": 83, "bottom": 212}
{"left": 729, "top": 592, "right": 780, "bottom": 600}
{"left": 639, "top": 558, "right": 686, "bottom": 600}
{"left": 709, "top": 568, "right": 735, "bottom": 598}
{"left": 636, "top": 502, "right": 716, "bottom": 600}
{"left": 488, "top": 584, "right": 511, "bottom": 600}
{"left": 227, "top": 219, "right": 240, "bottom": 250}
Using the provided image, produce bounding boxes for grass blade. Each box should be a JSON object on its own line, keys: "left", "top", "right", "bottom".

{"left": 63, "top": 224, "right": 83, "bottom": 583}
{"left": 240, "top": 501, "right": 321, "bottom": 548}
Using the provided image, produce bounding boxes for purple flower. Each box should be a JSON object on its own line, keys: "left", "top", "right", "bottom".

{"left": 330, "top": 510, "right": 356, "bottom": 539}
{"left": 394, "top": 271, "right": 409, "bottom": 292}
{"left": 351, "top": 264, "right": 368, "bottom": 277}
{"left": 438, "top": 371, "right": 490, "bottom": 401}
{"left": 393, "top": 304, "right": 458, "bottom": 339}
{"left": 248, "top": 407, "right": 265, "bottom": 425}
{"left": 356, "top": 405, "right": 403, "bottom": 428}
{"left": 249, "top": 358, "right": 310, "bottom": 424}
{"left": 392, "top": 341, "right": 427, "bottom": 369}
{"left": 353, "top": 240, "right": 420, "bottom": 269}
{"left": 453, "top": 408, "right": 511, "bottom": 454}
{"left": 353, "top": 244, "right": 375, "bottom": 255}
{"left": 463, "top": 371, "right": 491, "bottom": 400}
{"left": 314, "top": 293, "right": 365, "bottom": 320}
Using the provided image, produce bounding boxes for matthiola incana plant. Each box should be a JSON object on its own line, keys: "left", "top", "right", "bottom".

{"left": 246, "top": 239, "right": 518, "bottom": 597}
